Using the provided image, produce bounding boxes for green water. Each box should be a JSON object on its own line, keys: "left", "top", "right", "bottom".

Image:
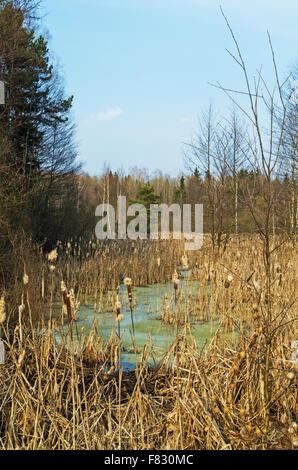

{"left": 57, "top": 272, "right": 223, "bottom": 369}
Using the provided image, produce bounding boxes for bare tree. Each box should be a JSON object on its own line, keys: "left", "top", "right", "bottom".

{"left": 280, "top": 66, "right": 298, "bottom": 243}
{"left": 185, "top": 104, "right": 219, "bottom": 253}
{"left": 211, "top": 8, "right": 296, "bottom": 448}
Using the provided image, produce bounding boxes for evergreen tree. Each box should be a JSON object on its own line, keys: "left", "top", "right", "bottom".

{"left": 0, "top": 0, "right": 80, "bottom": 257}
{"left": 129, "top": 183, "right": 160, "bottom": 233}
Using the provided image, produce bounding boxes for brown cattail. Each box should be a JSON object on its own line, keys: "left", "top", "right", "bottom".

{"left": 124, "top": 278, "right": 134, "bottom": 336}
{"left": 124, "top": 278, "right": 133, "bottom": 302}
{"left": 224, "top": 274, "right": 233, "bottom": 288}
{"left": 181, "top": 254, "right": 189, "bottom": 270}
{"left": 48, "top": 249, "right": 58, "bottom": 263}
{"left": 172, "top": 271, "right": 180, "bottom": 290}
{"left": 115, "top": 300, "right": 122, "bottom": 321}
{"left": 61, "top": 281, "right": 72, "bottom": 323}
{"left": 0, "top": 296, "right": 6, "bottom": 324}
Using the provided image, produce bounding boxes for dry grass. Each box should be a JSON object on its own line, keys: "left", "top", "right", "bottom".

{"left": 0, "top": 235, "right": 297, "bottom": 450}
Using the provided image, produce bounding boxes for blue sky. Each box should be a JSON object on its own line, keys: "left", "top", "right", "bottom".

{"left": 41, "top": 0, "right": 298, "bottom": 177}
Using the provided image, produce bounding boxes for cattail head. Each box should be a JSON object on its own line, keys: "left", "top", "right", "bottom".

{"left": 124, "top": 278, "right": 132, "bottom": 303}
{"left": 61, "top": 281, "right": 67, "bottom": 292}
{"left": 48, "top": 249, "right": 58, "bottom": 263}
{"left": 172, "top": 271, "right": 180, "bottom": 290}
{"left": 224, "top": 274, "right": 233, "bottom": 288}
{"left": 17, "top": 349, "right": 25, "bottom": 368}
{"left": 0, "top": 296, "right": 6, "bottom": 324}
{"left": 18, "top": 304, "right": 25, "bottom": 316}
{"left": 181, "top": 254, "right": 189, "bottom": 270}
{"left": 69, "top": 289, "right": 80, "bottom": 311}
{"left": 115, "top": 300, "right": 122, "bottom": 321}
{"left": 23, "top": 273, "right": 29, "bottom": 285}
{"left": 124, "top": 277, "right": 132, "bottom": 287}
{"left": 274, "top": 263, "right": 281, "bottom": 274}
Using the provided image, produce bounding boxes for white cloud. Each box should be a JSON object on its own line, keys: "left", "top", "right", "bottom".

{"left": 180, "top": 117, "right": 193, "bottom": 123}
{"left": 92, "top": 106, "right": 124, "bottom": 121}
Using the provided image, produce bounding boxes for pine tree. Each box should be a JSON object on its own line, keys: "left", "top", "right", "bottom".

{"left": 0, "top": 0, "right": 80, "bottom": 254}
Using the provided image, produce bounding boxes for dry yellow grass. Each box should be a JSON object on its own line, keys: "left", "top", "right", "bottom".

{"left": 0, "top": 235, "right": 297, "bottom": 450}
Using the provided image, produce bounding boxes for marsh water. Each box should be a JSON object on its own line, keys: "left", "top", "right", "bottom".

{"left": 56, "top": 271, "right": 227, "bottom": 369}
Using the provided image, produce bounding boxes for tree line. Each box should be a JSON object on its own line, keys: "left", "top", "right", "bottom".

{"left": 0, "top": 0, "right": 296, "bottom": 287}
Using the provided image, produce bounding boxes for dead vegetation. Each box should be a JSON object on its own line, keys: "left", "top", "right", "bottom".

{"left": 0, "top": 235, "right": 297, "bottom": 450}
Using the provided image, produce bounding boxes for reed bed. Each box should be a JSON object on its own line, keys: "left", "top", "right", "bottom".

{"left": 41, "top": 238, "right": 186, "bottom": 313}
{"left": 0, "top": 235, "right": 297, "bottom": 450}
